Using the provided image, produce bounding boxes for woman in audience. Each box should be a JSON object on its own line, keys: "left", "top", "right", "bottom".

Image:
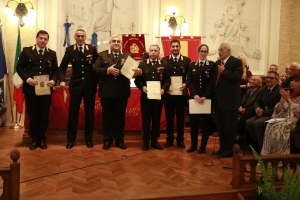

{"left": 238, "top": 55, "right": 252, "bottom": 98}
{"left": 261, "top": 75, "right": 300, "bottom": 155}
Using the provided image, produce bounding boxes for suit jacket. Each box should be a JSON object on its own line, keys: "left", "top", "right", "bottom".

{"left": 204, "top": 56, "right": 243, "bottom": 111}
{"left": 240, "top": 86, "right": 262, "bottom": 119}
{"left": 58, "top": 44, "right": 98, "bottom": 96}
{"left": 186, "top": 59, "right": 215, "bottom": 98}
{"left": 253, "top": 84, "right": 281, "bottom": 117}
{"left": 134, "top": 59, "right": 171, "bottom": 94}
{"left": 94, "top": 50, "right": 132, "bottom": 99}
{"left": 16, "top": 45, "right": 58, "bottom": 95}
{"left": 161, "top": 54, "right": 191, "bottom": 95}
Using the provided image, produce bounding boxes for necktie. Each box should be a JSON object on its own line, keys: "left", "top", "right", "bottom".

{"left": 263, "top": 89, "right": 271, "bottom": 107}
{"left": 152, "top": 61, "right": 156, "bottom": 65}
{"left": 174, "top": 57, "right": 177, "bottom": 62}
{"left": 216, "top": 61, "right": 224, "bottom": 85}
{"left": 114, "top": 53, "right": 118, "bottom": 58}
{"left": 200, "top": 61, "right": 203, "bottom": 67}
{"left": 38, "top": 49, "right": 43, "bottom": 58}
{"left": 79, "top": 47, "right": 83, "bottom": 54}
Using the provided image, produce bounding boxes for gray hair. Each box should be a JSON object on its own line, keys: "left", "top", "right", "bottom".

{"left": 149, "top": 44, "right": 160, "bottom": 51}
{"left": 109, "top": 34, "right": 121, "bottom": 42}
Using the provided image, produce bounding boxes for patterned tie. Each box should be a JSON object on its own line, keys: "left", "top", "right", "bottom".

{"left": 38, "top": 49, "right": 43, "bottom": 58}
{"left": 216, "top": 61, "right": 224, "bottom": 85}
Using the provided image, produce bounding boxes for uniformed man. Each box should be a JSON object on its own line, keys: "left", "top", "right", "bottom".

{"left": 186, "top": 44, "right": 215, "bottom": 154}
{"left": 161, "top": 39, "right": 191, "bottom": 149}
{"left": 58, "top": 29, "right": 98, "bottom": 149}
{"left": 134, "top": 44, "right": 171, "bottom": 150}
{"left": 93, "top": 35, "right": 142, "bottom": 150}
{"left": 16, "top": 30, "right": 58, "bottom": 150}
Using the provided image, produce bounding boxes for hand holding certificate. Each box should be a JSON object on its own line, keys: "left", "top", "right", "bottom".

{"left": 120, "top": 56, "right": 139, "bottom": 79}
{"left": 147, "top": 81, "right": 161, "bottom": 100}
{"left": 34, "top": 75, "right": 51, "bottom": 95}
{"left": 189, "top": 99, "right": 211, "bottom": 114}
{"left": 169, "top": 76, "right": 182, "bottom": 95}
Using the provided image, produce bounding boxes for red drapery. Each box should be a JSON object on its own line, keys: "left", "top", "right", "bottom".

{"left": 24, "top": 87, "right": 166, "bottom": 130}
{"left": 161, "top": 36, "right": 201, "bottom": 61}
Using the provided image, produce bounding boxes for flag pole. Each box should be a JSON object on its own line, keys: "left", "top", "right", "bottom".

{"left": 6, "top": 73, "right": 15, "bottom": 123}
{"left": 10, "top": 26, "right": 23, "bottom": 129}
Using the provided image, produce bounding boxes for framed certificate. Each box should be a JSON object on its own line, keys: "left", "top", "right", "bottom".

{"left": 146, "top": 81, "right": 161, "bottom": 100}
{"left": 34, "top": 75, "right": 51, "bottom": 95}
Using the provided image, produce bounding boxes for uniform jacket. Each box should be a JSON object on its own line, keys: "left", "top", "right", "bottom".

{"left": 240, "top": 86, "right": 262, "bottom": 119}
{"left": 253, "top": 84, "right": 281, "bottom": 117}
{"left": 134, "top": 59, "right": 171, "bottom": 95}
{"left": 94, "top": 50, "right": 132, "bottom": 99}
{"left": 186, "top": 59, "right": 215, "bottom": 98}
{"left": 58, "top": 44, "right": 98, "bottom": 96}
{"left": 161, "top": 54, "right": 191, "bottom": 95}
{"left": 204, "top": 56, "right": 243, "bottom": 111}
{"left": 16, "top": 45, "right": 58, "bottom": 95}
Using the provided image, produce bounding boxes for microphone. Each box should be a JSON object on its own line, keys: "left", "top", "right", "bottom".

{"left": 216, "top": 57, "right": 221, "bottom": 65}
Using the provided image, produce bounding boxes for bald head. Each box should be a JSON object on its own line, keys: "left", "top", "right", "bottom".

{"left": 249, "top": 75, "right": 262, "bottom": 88}
{"left": 288, "top": 62, "right": 299, "bottom": 78}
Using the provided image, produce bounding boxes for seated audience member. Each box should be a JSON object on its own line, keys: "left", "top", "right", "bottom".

{"left": 279, "top": 65, "right": 290, "bottom": 84}
{"left": 238, "top": 55, "right": 252, "bottom": 98}
{"left": 237, "top": 76, "right": 262, "bottom": 142}
{"left": 261, "top": 76, "right": 300, "bottom": 155}
{"left": 269, "top": 64, "right": 278, "bottom": 72}
{"left": 281, "top": 62, "right": 299, "bottom": 88}
{"left": 246, "top": 71, "right": 281, "bottom": 152}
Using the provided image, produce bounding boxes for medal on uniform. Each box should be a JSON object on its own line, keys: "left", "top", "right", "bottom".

{"left": 86, "top": 55, "right": 93, "bottom": 64}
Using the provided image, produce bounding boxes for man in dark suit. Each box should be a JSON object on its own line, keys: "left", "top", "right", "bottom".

{"left": 281, "top": 62, "right": 299, "bottom": 88}
{"left": 203, "top": 43, "right": 243, "bottom": 158}
{"left": 17, "top": 30, "right": 58, "bottom": 150}
{"left": 161, "top": 39, "right": 191, "bottom": 149}
{"left": 236, "top": 76, "right": 262, "bottom": 144}
{"left": 186, "top": 44, "right": 215, "bottom": 154}
{"left": 246, "top": 71, "right": 281, "bottom": 151}
{"left": 94, "top": 35, "right": 142, "bottom": 150}
{"left": 58, "top": 29, "right": 98, "bottom": 149}
{"left": 134, "top": 44, "right": 171, "bottom": 150}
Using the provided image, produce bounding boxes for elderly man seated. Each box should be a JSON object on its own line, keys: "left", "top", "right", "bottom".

{"left": 245, "top": 71, "right": 281, "bottom": 152}
{"left": 236, "top": 76, "right": 262, "bottom": 146}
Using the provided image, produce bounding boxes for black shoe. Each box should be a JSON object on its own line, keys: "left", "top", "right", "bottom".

{"left": 116, "top": 142, "right": 126, "bottom": 149}
{"left": 39, "top": 141, "right": 47, "bottom": 149}
{"left": 177, "top": 142, "right": 186, "bottom": 148}
{"left": 151, "top": 142, "right": 163, "bottom": 150}
{"left": 103, "top": 142, "right": 111, "bottom": 150}
{"left": 218, "top": 152, "right": 233, "bottom": 158}
{"left": 29, "top": 142, "right": 38, "bottom": 150}
{"left": 197, "top": 148, "right": 206, "bottom": 154}
{"left": 164, "top": 142, "right": 173, "bottom": 148}
{"left": 143, "top": 143, "right": 149, "bottom": 150}
{"left": 212, "top": 150, "right": 223, "bottom": 155}
{"left": 86, "top": 142, "right": 93, "bottom": 148}
{"left": 186, "top": 146, "right": 197, "bottom": 153}
{"left": 66, "top": 142, "right": 73, "bottom": 149}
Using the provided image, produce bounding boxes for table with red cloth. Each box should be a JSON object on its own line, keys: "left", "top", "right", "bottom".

{"left": 24, "top": 87, "right": 166, "bottom": 130}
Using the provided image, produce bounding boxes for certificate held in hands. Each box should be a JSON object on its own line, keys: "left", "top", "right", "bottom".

{"left": 147, "top": 81, "right": 161, "bottom": 100}
{"left": 170, "top": 76, "right": 182, "bottom": 95}
{"left": 189, "top": 99, "right": 211, "bottom": 114}
{"left": 34, "top": 75, "right": 51, "bottom": 95}
{"left": 120, "top": 56, "right": 139, "bottom": 79}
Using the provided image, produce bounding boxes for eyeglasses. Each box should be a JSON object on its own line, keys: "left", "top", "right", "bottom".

{"left": 265, "top": 76, "right": 276, "bottom": 80}
{"left": 111, "top": 40, "right": 121, "bottom": 43}
{"left": 199, "top": 50, "right": 208, "bottom": 53}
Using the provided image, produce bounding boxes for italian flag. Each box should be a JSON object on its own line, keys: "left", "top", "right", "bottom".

{"left": 12, "top": 28, "right": 24, "bottom": 114}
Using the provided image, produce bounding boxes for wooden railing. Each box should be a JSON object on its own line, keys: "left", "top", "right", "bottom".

{"left": 0, "top": 150, "right": 20, "bottom": 200}
{"left": 232, "top": 144, "right": 300, "bottom": 189}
